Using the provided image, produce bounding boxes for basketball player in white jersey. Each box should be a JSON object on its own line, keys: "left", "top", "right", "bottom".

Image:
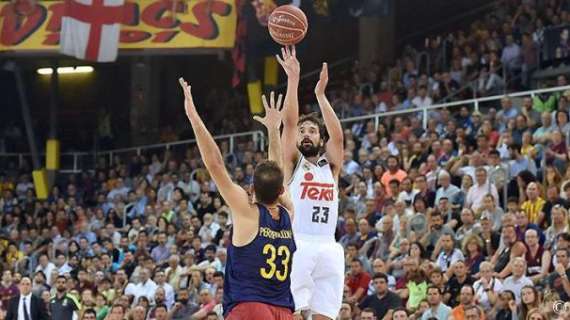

{"left": 277, "top": 46, "right": 344, "bottom": 320}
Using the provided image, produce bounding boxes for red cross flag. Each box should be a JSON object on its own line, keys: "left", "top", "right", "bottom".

{"left": 60, "top": 0, "right": 125, "bottom": 62}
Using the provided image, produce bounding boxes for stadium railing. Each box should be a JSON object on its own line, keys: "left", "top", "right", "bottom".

{"left": 1, "top": 85, "right": 569, "bottom": 173}
{"left": 338, "top": 84, "right": 570, "bottom": 130}
{"left": 0, "top": 130, "right": 265, "bottom": 174}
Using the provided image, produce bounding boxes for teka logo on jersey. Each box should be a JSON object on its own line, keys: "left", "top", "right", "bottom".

{"left": 300, "top": 172, "right": 334, "bottom": 201}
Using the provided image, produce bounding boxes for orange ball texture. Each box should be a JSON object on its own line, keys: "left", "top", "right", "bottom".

{"left": 268, "top": 5, "right": 308, "bottom": 46}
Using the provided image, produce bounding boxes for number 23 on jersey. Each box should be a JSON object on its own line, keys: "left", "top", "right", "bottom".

{"left": 260, "top": 244, "right": 291, "bottom": 281}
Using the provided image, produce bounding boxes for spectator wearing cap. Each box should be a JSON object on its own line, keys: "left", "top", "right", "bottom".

{"left": 435, "top": 170, "right": 460, "bottom": 206}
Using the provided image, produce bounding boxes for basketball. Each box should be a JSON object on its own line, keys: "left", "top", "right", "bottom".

{"left": 268, "top": 5, "right": 308, "bottom": 46}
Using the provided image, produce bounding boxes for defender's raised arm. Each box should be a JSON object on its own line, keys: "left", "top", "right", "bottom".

{"left": 178, "top": 78, "right": 251, "bottom": 217}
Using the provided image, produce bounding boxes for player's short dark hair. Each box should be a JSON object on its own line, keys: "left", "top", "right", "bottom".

{"left": 253, "top": 160, "right": 284, "bottom": 205}
{"left": 298, "top": 113, "right": 327, "bottom": 141}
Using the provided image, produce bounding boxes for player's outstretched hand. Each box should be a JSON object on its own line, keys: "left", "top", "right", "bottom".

{"left": 276, "top": 46, "right": 300, "bottom": 80}
{"left": 253, "top": 91, "right": 283, "bottom": 130}
{"left": 179, "top": 77, "right": 196, "bottom": 119}
{"left": 314, "top": 62, "right": 328, "bottom": 96}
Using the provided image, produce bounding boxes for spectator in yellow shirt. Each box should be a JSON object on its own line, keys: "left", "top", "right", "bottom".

{"left": 521, "top": 182, "right": 545, "bottom": 226}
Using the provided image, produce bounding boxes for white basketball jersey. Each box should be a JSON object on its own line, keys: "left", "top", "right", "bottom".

{"left": 289, "top": 155, "right": 339, "bottom": 239}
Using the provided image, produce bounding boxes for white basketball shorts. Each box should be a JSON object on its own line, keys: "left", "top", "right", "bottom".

{"left": 290, "top": 234, "right": 345, "bottom": 319}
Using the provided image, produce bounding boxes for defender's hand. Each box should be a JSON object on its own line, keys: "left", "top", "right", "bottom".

{"left": 253, "top": 91, "right": 284, "bottom": 130}
{"left": 179, "top": 77, "right": 196, "bottom": 118}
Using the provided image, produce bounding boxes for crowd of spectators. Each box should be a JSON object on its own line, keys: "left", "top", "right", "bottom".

{"left": 0, "top": 71, "right": 569, "bottom": 320}
{"left": 176, "top": 0, "right": 570, "bottom": 142}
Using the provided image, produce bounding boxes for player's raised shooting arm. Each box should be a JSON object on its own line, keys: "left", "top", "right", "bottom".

{"left": 315, "top": 63, "right": 344, "bottom": 178}
{"left": 179, "top": 78, "right": 251, "bottom": 216}
{"left": 254, "top": 92, "right": 294, "bottom": 217}
{"left": 276, "top": 46, "right": 301, "bottom": 174}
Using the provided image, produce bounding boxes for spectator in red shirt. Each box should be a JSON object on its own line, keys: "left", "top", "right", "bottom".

{"left": 346, "top": 258, "right": 372, "bottom": 304}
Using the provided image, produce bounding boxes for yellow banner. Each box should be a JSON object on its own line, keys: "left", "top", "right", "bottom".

{"left": 0, "top": 0, "right": 237, "bottom": 51}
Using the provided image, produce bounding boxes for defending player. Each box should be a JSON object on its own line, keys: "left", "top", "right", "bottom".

{"left": 277, "top": 47, "right": 344, "bottom": 320}
{"left": 179, "top": 78, "right": 295, "bottom": 320}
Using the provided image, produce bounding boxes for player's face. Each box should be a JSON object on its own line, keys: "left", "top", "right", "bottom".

{"left": 297, "top": 121, "right": 322, "bottom": 157}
